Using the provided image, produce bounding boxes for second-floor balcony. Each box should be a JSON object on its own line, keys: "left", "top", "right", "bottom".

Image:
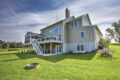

{"left": 37, "top": 36, "right": 62, "bottom": 44}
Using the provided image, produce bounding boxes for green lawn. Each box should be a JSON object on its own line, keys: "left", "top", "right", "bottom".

{"left": 0, "top": 48, "right": 19, "bottom": 52}
{"left": 0, "top": 45, "right": 120, "bottom": 80}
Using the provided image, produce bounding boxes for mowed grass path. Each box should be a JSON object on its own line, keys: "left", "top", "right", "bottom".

{"left": 0, "top": 45, "right": 120, "bottom": 80}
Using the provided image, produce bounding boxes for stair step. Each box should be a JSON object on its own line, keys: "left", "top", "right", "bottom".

{"left": 30, "top": 39, "right": 43, "bottom": 55}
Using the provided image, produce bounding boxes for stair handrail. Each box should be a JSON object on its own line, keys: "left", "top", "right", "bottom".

{"left": 30, "top": 39, "right": 43, "bottom": 55}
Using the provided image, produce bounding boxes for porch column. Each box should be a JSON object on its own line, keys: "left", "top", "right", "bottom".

{"left": 50, "top": 42, "right": 52, "bottom": 54}
{"left": 44, "top": 43, "right": 45, "bottom": 54}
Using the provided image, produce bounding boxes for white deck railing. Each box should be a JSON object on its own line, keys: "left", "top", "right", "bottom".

{"left": 37, "top": 37, "right": 62, "bottom": 43}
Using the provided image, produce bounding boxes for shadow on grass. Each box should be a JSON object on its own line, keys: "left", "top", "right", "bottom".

{"left": 15, "top": 52, "right": 97, "bottom": 63}
{"left": 99, "top": 54, "right": 113, "bottom": 60}
{"left": 1, "top": 52, "right": 114, "bottom": 63}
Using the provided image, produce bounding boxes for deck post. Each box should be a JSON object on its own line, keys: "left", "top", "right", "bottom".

{"left": 44, "top": 43, "right": 45, "bottom": 54}
{"left": 28, "top": 44, "right": 30, "bottom": 53}
{"left": 50, "top": 42, "right": 52, "bottom": 54}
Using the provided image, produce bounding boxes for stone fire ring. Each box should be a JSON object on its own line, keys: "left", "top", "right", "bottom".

{"left": 25, "top": 63, "right": 40, "bottom": 69}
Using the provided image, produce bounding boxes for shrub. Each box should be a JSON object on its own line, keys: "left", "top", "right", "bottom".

{"left": 99, "top": 38, "right": 110, "bottom": 49}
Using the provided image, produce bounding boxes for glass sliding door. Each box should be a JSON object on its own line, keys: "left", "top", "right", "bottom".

{"left": 55, "top": 45, "right": 62, "bottom": 54}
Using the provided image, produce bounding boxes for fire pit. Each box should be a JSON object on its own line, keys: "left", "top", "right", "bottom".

{"left": 25, "top": 63, "right": 40, "bottom": 69}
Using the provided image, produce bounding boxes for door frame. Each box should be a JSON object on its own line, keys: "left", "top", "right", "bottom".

{"left": 55, "top": 45, "right": 62, "bottom": 54}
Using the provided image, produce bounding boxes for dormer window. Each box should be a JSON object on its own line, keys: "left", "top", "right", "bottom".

{"left": 71, "top": 21, "right": 78, "bottom": 28}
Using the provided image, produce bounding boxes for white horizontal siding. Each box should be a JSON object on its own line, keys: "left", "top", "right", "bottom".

{"left": 63, "top": 42, "right": 95, "bottom": 53}
{"left": 82, "top": 16, "right": 91, "bottom": 26}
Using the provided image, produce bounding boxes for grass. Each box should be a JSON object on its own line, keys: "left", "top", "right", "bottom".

{"left": 0, "top": 45, "right": 120, "bottom": 80}
{"left": 0, "top": 48, "right": 19, "bottom": 52}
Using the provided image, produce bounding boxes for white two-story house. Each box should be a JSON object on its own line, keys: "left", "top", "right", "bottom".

{"left": 25, "top": 8, "right": 102, "bottom": 55}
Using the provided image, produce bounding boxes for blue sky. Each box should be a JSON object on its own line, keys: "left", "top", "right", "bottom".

{"left": 0, "top": 0, "right": 120, "bottom": 42}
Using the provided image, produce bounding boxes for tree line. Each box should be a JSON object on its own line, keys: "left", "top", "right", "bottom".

{"left": 0, "top": 40, "right": 24, "bottom": 49}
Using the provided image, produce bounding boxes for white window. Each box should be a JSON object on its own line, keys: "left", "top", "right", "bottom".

{"left": 50, "top": 29, "right": 54, "bottom": 34}
{"left": 77, "top": 45, "right": 85, "bottom": 52}
{"left": 59, "top": 26, "right": 62, "bottom": 33}
{"left": 71, "top": 21, "right": 78, "bottom": 28}
{"left": 50, "top": 29, "right": 52, "bottom": 34}
{"left": 42, "top": 30, "right": 46, "bottom": 34}
{"left": 80, "top": 32, "right": 84, "bottom": 38}
{"left": 59, "top": 34, "right": 62, "bottom": 41}
{"left": 54, "top": 35, "right": 58, "bottom": 40}
{"left": 54, "top": 27, "right": 58, "bottom": 33}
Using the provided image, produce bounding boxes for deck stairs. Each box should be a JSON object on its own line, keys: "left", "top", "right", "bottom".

{"left": 30, "top": 39, "right": 43, "bottom": 55}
